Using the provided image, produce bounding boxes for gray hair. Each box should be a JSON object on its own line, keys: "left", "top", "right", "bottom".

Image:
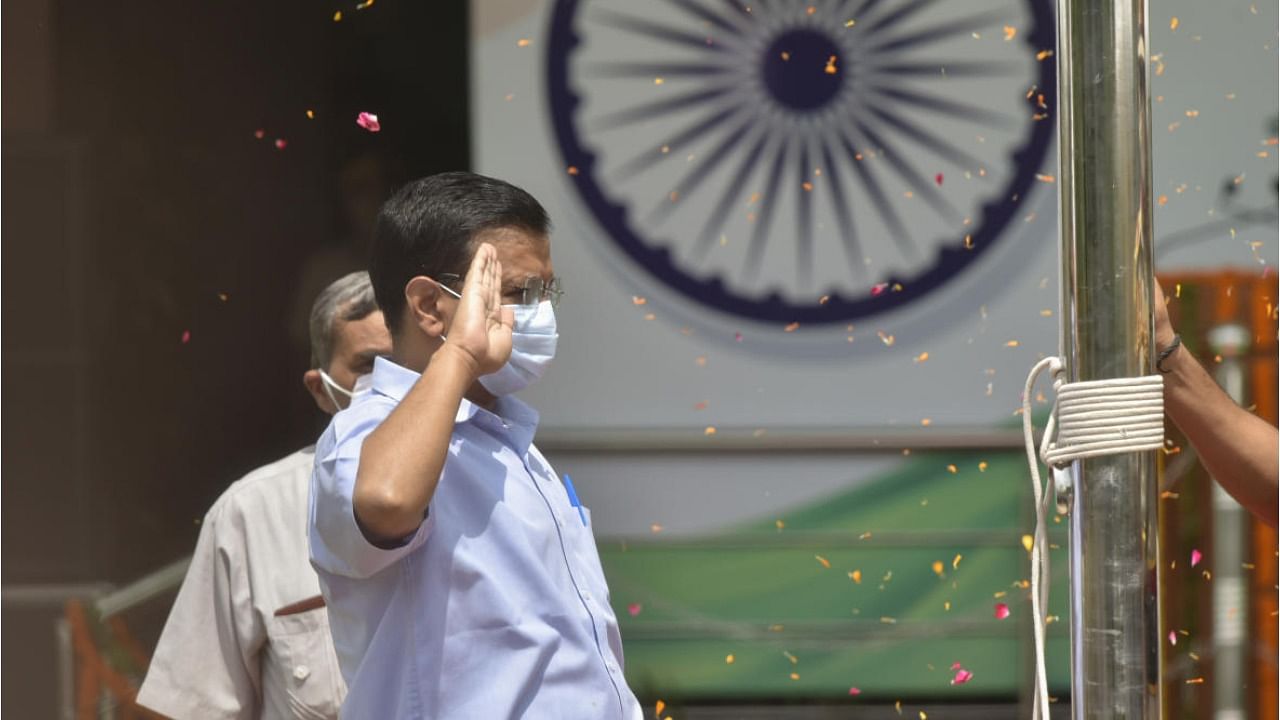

{"left": 309, "top": 271, "right": 379, "bottom": 369}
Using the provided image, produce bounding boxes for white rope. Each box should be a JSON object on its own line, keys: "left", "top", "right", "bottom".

{"left": 1021, "top": 357, "right": 1164, "bottom": 720}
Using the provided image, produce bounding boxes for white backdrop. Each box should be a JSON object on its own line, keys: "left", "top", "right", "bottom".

{"left": 470, "top": 0, "right": 1275, "bottom": 436}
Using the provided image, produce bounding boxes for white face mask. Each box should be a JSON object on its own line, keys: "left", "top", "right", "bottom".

{"left": 478, "top": 300, "right": 559, "bottom": 396}
{"left": 318, "top": 369, "right": 370, "bottom": 410}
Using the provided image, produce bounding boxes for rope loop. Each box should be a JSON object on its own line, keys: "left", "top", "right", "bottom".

{"left": 1021, "top": 357, "right": 1165, "bottom": 720}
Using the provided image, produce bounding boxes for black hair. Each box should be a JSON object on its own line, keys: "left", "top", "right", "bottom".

{"left": 369, "top": 171, "right": 550, "bottom": 331}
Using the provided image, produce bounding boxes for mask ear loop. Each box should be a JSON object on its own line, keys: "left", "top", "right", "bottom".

{"left": 318, "top": 369, "right": 352, "bottom": 411}
{"left": 433, "top": 278, "right": 463, "bottom": 343}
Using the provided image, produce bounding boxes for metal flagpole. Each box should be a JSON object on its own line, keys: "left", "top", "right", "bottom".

{"left": 1055, "top": 0, "right": 1161, "bottom": 716}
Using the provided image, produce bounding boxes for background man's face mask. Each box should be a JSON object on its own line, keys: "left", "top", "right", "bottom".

{"left": 319, "top": 369, "right": 370, "bottom": 410}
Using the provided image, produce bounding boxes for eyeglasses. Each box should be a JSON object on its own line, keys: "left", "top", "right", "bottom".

{"left": 436, "top": 273, "right": 564, "bottom": 308}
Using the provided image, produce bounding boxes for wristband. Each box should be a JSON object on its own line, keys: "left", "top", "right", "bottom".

{"left": 1156, "top": 334, "right": 1182, "bottom": 374}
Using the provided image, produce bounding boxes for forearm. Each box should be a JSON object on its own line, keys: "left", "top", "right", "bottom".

{"left": 1163, "top": 347, "right": 1279, "bottom": 527}
{"left": 354, "top": 346, "right": 478, "bottom": 540}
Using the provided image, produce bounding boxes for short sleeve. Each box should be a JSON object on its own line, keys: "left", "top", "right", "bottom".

{"left": 308, "top": 411, "right": 432, "bottom": 580}
{"left": 137, "top": 502, "right": 263, "bottom": 719}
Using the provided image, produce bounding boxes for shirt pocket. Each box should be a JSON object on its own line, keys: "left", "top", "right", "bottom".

{"left": 265, "top": 607, "right": 346, "bottom": 720}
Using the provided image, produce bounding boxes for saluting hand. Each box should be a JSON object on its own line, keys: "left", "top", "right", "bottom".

{"left": 445, "top": 243, "right": 514, "bottom": 377}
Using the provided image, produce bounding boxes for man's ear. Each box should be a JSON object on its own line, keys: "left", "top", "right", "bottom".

{"left": 404, "top": 277, "right": 447, "bottom": 339}
{"left": 302, "top": 369, "right": 338, "bottom": 415}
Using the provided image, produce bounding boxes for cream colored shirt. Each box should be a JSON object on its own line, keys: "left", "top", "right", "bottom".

{"left": 138, "top": 447, "right": 346, "bottom": 720}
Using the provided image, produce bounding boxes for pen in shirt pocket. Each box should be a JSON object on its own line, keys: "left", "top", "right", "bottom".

{"left": 561, "top": 473, "right": 589, "bottom": 526}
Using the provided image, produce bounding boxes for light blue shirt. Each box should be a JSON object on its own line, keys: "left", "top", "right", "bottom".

{"left": 309, "top": 357, "right": 641, "bottom": 720}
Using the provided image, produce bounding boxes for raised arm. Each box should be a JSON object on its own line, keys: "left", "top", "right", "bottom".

{"left": 1156, "top": 281, "right": 1278, "bottom": 527}
{"left": 353, "top": 244, "right": 514, "bottom": 542}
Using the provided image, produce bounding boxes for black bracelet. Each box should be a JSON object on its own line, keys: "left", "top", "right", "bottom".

{"left": 1156, "top": 334, "right": 1182, "bottom": 374}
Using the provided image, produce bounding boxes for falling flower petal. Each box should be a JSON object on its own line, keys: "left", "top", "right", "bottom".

{"left": 1191, "top": 549, "right": 1202, "bottom": 567}
{"left": 1168, "top": 631, "right": 1177, "bottom": 646}
{"left": 815, "top": 555, "right": 832, "bottom": 569}
{"left": 274, "top": 139, "right": 287, "bottom": 150}
{"left": 934, "top": 173, "right": 944, "bottom": 185}
{"left": 627, "top": 603, "right": 642, "bottom": 617}
{"left": 726, "top": 654, "right": 735, "bottom": 664}
{"left": 181, "top": 330, "right": 191, "bottom": 344}
{"left": 253, "top": 129, "right": 265, "bottom": 139}
{"left": 356, "top": 112, "right": 381, "bottom": 133}
{"left": 994, "top": 602, "right": 1010, "bottom": 619}
{"left": 655, "top": 700, "right": 666, "bottom": 716}
{"left": 848, "top": 687, "right": 862, "bottom": 696}
{"left": 871, "top": 282, "right": 890, "bottom": 296}
{"left": 951, "top": 669, "right": 974, "bottom": 685}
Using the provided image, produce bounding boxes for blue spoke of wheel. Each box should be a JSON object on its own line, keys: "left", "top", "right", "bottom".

{"left": 611, "top": 103, "right": 742, "bottom": 180}
{"left": 852, "top": 116, "right": 959, "bottom": 223}
{"left": 835, "top": 122, "right": 916, "bottom": 262}
{"left": 585, "top": 61, "right": 733, "bottom": 80}
{"left": 591, "top": 9, "right": 738, "bottom": 53}
{"left": 795, "top": 141, "right": 815, "bottom": 288}
{"left": 867, "top": 82, "right": 1013, "bottom": 127}
{"left": 862, "top": 102, "right": 985, "bottom": 170}
{"left": 589, "top": 86, "right": 735, "bottom": 131}
{"left": 659, "top": 0, "right": 750, "bottom": 35}
{"left": 862, "top": 0, "right": 945, "bottom": 35}
{"left": 819, "top": 142, "right": 867, "bottom": 280}
{"left": 872, "top": 58, "right": 1023, "bottom": 79}
{"left": 868, "top": 10, "right": 1008, "bottom": 54}
{"left": 645, "top": 112, "right": 757, "bottom": 226}
{"left": 744, "top": 139, "right": 791, "bottom": 281}
{"left": 693, "top": 130, "right": 770, "bottom": 261}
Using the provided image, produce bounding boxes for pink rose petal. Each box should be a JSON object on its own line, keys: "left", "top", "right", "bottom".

{"left": 848, "top": 687, "right": 861, "bottom": 696}
{"left": 950, "top": 662, "right": 963, "bottom": 671}
{"left": 734, "top": 332, "right": 743, "bottom": 342}
{"left": 1168, "top": 631, "right": 1177, "bottom": 646}
{"left": 935, "top": 172, "right": 944, "bottom": 186}
{"left": 356, "top": 112, "right": 381, "bottom": 133}
{"left": 253, "top": 129, "right": 265, "bottom": 139}
{"left": 1190, "top": 549, "right": 1202, "bottom": 567}
{"left": 871, "top": 282, "right": 890, "bottom": 297}
{"left": 994, "top": 602, "right": 1010, "bottom": 620}
{"left": 180, "top": 330, "right": 191, "bottom": 344}
{"left": 274, "top": 138, "right": 287, "bottom": 150}
{"left": 951, "top": 669, "right": 973, "bottom": 685}
{"left": 627, "top": 603, "right": 642, "bottom": 617}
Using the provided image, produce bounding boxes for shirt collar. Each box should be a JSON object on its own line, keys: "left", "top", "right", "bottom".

{"left": 370, "top": 356, "right": 540, "bottom": 444}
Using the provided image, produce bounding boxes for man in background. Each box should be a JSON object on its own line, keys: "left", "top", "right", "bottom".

{"left": 137, "top": 271, "right": 392, "bottom": 719}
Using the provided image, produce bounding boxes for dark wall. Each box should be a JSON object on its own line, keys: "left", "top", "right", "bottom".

{"left": 2, "top": 0, "right": 468, "bottom": 713}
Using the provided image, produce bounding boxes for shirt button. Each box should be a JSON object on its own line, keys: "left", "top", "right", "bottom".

{"left": 293, "top": 665, "right": 310, "bottom": 681}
